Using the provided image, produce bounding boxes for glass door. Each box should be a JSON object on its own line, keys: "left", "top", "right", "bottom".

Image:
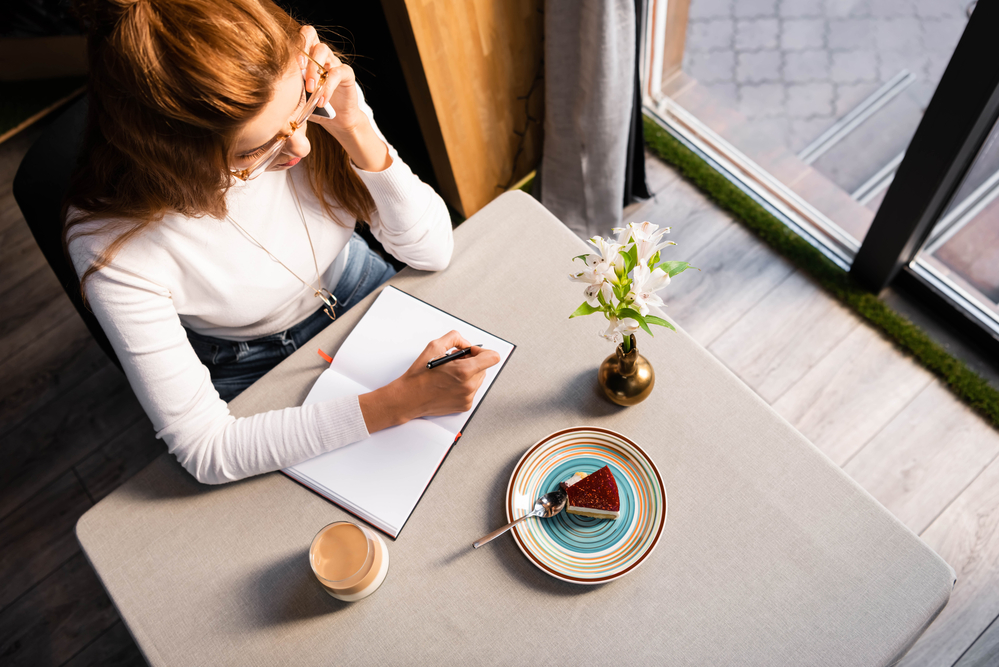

{"left": 848, "top": 0, "right": 999, "bottom": 342}
{"left": 909, "top": 118, "right": 999, "bottom": 334}
{"left": 641, "top": 0, "right": 999, "bottom": 344}
{"left": 642, "top": 0, "right": 973, "bottom": 268}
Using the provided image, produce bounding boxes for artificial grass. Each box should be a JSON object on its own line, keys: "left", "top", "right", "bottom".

{"left": 0, "top": 77, "right": 86, "bottom": 138}
{"left": 642, "top": 114, "right": 999, "bottom": 430}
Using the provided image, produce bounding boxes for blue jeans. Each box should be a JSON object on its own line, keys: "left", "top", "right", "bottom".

{"left": 186, "top": 233, "right": 396, "bottom": 401}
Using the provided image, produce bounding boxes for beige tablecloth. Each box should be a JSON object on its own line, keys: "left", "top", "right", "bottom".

{"left": 77, "top": 191, "right": 953, "bottom": 666}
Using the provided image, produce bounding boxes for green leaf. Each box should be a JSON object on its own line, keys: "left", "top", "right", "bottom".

{"left": 572, "top": 254, "right": 589, "bottom": 263}
{"left": 569, "top": 301, "right": 601, "bottom": 318}
{"left": 645, "top": 315, "right": 676, "bottom": 332}
{"left": 618, "top": 307, "right": 653, "bottom": 336}
{"left": 650, "top": 250, "right": 661, "bottom": 267}
{"left": 617, "top": 248, "right": 631, "bottom": 274}
{"left": 657, "top": 260, "right": 697, "bottom": 277}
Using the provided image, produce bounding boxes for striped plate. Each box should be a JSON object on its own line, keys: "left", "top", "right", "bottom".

{"left": 506, "top": 426, "right": 667, "bottom": 584}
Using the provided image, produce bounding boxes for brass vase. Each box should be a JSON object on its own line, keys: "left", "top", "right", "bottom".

{"left": 598, "top": 335, "right": 655, "bottom": 406}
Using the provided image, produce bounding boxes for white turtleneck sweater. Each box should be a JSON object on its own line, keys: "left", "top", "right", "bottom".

{"left": 68, "top": 100, "right": 453, "bottom": 485}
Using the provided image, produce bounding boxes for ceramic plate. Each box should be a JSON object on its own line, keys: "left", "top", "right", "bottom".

{"left": 506, "top": 426, "right": 667, "bottom": 584}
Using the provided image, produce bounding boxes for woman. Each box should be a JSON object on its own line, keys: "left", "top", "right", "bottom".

{"left": 65, "top": 0, "right": 500, "bottom": 484}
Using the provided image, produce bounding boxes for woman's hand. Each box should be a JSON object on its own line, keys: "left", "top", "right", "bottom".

{"left": 299, "top": 25, "right": 392, "bottom": 171}
{"left": 298, "top": 25, "right": 363, "bottom": 133}
{"left": 358, "top": 331, "right": 502, "bottom": 433}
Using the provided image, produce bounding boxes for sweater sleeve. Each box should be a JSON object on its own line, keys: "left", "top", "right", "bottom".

{"left": 69, "top": 236, "right": 370, "bottom": 485}
{"left": 350, "top": 90, "right": 454, "bottom": 272}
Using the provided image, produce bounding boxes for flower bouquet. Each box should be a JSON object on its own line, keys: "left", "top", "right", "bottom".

{"left": 569, "top": 221, "right": 694, "bottom": 405}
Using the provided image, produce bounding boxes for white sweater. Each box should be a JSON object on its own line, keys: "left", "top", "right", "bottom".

{"left": 68, "top": 103, "right": 453, "bottom": 485}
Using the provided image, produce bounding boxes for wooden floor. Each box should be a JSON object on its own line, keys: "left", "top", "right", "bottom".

{"left": 0, "top": 124, "right": 154, "bottom": 666}
{"left": 1, "top": 122, "right": 998, "bottom": 665}
{"left": 632, "top": 152, "right": 999, "bottom": 667}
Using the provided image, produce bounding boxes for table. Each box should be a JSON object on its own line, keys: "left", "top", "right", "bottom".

{"left": 77, "top": 191, "right": 954, "bottom": 666}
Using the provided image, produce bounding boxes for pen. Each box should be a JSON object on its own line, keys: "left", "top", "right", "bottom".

{"left": 427, "top": 345, "right": 484, "bottom": 369}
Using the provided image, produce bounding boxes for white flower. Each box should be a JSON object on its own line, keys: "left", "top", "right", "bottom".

{"left": 570, "top": 251, "right": 616, "bottom": 306}
{"left": 600, "top": 315, "right": 622, "bottom": 343}
{"left": 588, "top": 235, "right": 623, "bottom": 263}
{"left": 611, "top": 249, "right": 628, "bottom": 278}
{"left": 612, "top": 226, "right": 634, "bottom": 247}
{"left": 633, "top": 264, "right": 671, "bottom": 292}
{"left": 599, "top": 314, "right": 642, "bottom": 343}
{"left": 627, "top": 265, "right": 671, "bottom": 317}
{"left": 628, "top": 221, "right": 675, "bottom": 264}
{"left": 569, "top": 254, "right": 613, "bottom": 283}
{"left": 629, "top": 221, "right": 666, "bottom": 238}
{"left": 617, "top": 317, "right": 641, "bottom": 337}
{"left": 570, "top": 234, "right": 629, "bottom": 306}
{"left": 581, "top": 280, "right": 614, "bottom": 307}
{"left": 630, "top": 291, "right": 667, "bottom": 318}
{"left": 569, "top": 222, "right": 686, "bottom": 346}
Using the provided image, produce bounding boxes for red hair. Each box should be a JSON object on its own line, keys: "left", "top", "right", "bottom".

{"left": 65, "top": 0, "right": 374, "bottom": 297}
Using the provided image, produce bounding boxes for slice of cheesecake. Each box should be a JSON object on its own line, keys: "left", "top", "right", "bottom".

{"left": 559, "top": 465, "right": 620, "bottom": 519}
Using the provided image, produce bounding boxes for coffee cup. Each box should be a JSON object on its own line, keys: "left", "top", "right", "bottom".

{"left": 309, "top": 521, "right": 389, "bottom": 601}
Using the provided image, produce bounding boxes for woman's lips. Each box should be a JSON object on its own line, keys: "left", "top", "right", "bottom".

{"left": 276, "top": 157, "right": 301, "bottom": 168}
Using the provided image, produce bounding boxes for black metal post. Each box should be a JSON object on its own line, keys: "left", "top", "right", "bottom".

{"left": 850, "top": 0, "right": 999, "bottom": 292}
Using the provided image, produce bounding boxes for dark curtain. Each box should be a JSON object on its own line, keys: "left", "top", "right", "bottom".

{"left": 625, "top": 0, "right": 652, "bottom": 208}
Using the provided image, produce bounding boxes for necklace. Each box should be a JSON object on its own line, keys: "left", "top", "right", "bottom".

{"left": 226, "top": 175, "right": 337, "bottom": 320}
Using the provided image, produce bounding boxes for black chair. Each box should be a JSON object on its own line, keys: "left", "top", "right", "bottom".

{"left": 13, "top": 96, "right": 122, "bottom": 370}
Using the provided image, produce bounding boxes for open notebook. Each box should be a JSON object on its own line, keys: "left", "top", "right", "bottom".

{"left": 284, "top": 286, "right": 515, "bottom": 537}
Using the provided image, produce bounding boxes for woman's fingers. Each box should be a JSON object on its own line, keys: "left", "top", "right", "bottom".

{"left": 466, "top": 347, "right": 501, "bottom": 372}
{"left": 298, "top": 25, "right": 319, "bottom": 87}
{"left": 306, "top": 46, "right": 349, "bottom": 108}
{"left": 395, "top": 333, "right": 503, "bottom": 418}
{"left": 408, "top": 332, "right": 463, "bottom": 370}
{"left": 298, "top": 25, "right": 340, "bottom": 94}
{"left": 304, "top": 48, "right": 323, "bottom": 94}
{"left": 315, "top": 63, "right": 353, "bottom": 109}
{"left": 431, "top": 346, "right": 499, "bottom": 386}
{"left": 430, "top": 331, "right": 472, "bottom": 357}
{"left": 299, "top": 25, "right": 318, "bottom": 52}
{"left": 295, "top": 25, "right": 365, "bottom": 128}
{"left": 300, "top": 24, "right": 319, "bottom": 44}
{"left": 420, "top": 334, "right": 499, "bottom": 369}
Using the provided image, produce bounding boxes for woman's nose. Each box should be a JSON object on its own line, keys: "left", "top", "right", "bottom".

{"left": 284, "top": 123, "right": 311, "bottom": 158}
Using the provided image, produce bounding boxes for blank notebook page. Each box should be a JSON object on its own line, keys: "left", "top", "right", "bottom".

{"left": 285, "top": 286, "right": 515, "bottom": 536}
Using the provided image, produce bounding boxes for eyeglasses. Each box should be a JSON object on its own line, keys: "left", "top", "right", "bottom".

{"left": 230, "top": 52, "right": 328, "bottom": 181}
